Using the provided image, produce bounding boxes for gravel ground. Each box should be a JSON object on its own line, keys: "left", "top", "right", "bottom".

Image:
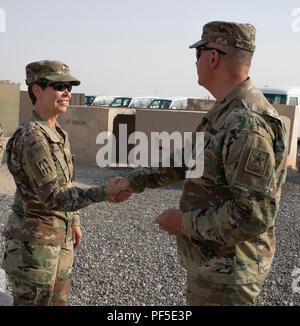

{"left": 0, "top": 159, "right": 299, "bottom": 306}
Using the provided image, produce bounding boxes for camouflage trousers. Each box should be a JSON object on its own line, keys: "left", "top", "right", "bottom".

{"left": 2, "top": 237, "right": 74, "bottom": 306}
{"left": 186, "top": 274, "right": 263, "bottom": 306}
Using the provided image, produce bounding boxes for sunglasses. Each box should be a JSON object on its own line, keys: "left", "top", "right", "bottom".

{"left": 47, "top": 82, "right": 73, "bottom": 92}
{"left": 196, "top": 47, "right": 227, "bottom": 60}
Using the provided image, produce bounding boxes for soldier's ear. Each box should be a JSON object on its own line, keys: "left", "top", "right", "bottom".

{"left": 32, "top": 84, "right": 43, "bottom": 99}
{"left": 209, "top": 50, "right": 220, "bottom": 70}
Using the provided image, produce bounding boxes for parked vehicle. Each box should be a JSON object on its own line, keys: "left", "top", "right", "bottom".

{"left": 147, "top": 97, "right": 190, "bottom": 110}
{"left": 260, "top": 86, "right": 300, "bottom": 139}
{"left": 260, "top": 87, "right": 300, "bottom": 106}
{"left": 85, "top": 95, "right": 96, "bottom": 106}
{"left": 147, "top": 98, "right": 173, "bottom": 109}
{"left": 169, "top": 98, "right": 188, "bottom": 110}
{"left": 110, "top": 97, "right": 133, "bottom": 107}
{"left": 129, "top": 97, "right": 158, "bottom": 108}
{"left": 92, "top": 96, "right": 117, "bottom": 107}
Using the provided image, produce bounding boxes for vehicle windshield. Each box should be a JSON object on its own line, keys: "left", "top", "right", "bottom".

{"left": 110, "top": 98, "right": 132, "bottom": 107}
{"left": 148, "top": 100, "right": 172, "bottom": 109}
{"left": 93, "top": 97, "right": 114, "bottom": 106}
{"left": 130, "top": 98, "right": 155, "bottom": 108}
{"left": 85, "top": 96, "right": 95, "bottom": 105}
{"left": 263, "top": 94, "right": 287, "bottom": 105}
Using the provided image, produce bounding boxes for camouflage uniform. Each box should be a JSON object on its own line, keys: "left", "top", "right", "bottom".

{"left": 128, "top": 22, "right": 287, "bottom": 306}
{"left": 2, "top": 61, "right": 106, "bottom": 306}
{"left": 0, "top": 123, "right": 4, "bottom": 165}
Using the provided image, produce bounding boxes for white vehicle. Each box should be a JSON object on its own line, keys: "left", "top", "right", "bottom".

{"left": 260, "top": 86, "right": 300, "bottom": 139}
{"left": 85, "top": 95, "right": 97, "bottom": 106}
{"left": 169, "top": 98, "right": 188, "bottom": 110}
{"left": 92, "top": 96, "right": 117, "bottom": 107}
{"left": 147, "top": 98, "right": 173, "bottom": 109}
{"left": 147, "top": 97, "right": 190, "bottom": 110}
{"left": 110, "top": 97, "right": 132, "bottom": 107}
{"left": 129, "top": 97, "right": 158, "bottom": 108}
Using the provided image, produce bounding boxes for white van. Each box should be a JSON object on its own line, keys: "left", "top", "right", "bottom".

{"left": 260, "top": 87, "right": 300, "bottom": 139}
{"left": 110, "top": 97, "right": 132, "bottom": 107}
{"left": 92, "top": 96, "right": 117, "bottom": 107}
{"left": 147, "top": 97, "right": 188, "bottom": 110}
{"left": 147, "top": 98, "right": 173, "bottom": 109}
{"left": 129, "top": 97, "right": 158, "bottom": 108}
{"left": 170, "top": 98, "right": 188, "bottom": 110}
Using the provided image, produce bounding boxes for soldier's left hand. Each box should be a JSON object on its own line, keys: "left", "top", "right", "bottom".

{"left": 156, "top": 208, "right": 183, "bottom": 236}
{"left": 72, "top": 226, "right": 82, "bottom": 249}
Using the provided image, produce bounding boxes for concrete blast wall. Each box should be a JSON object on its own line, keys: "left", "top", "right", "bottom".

{"left": 273, "top": 105, "right": 298, "bottom": 169}
{"left": 0, "top": 83, "right": 21, "bottom": 136}
{"left": 69, "top": 93, "right": 85, "bottom": 106}
{"left": 17, "top": 91, "right": 299, "bottom": 170}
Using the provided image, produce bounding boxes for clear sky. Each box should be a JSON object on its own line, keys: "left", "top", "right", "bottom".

{"left": 0, "top": 0, "right": 300, "bottom": 99}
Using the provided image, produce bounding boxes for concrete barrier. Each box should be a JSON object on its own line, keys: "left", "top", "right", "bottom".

{"left": 69, "top": 93, "right": 85, "bottom": 106}
{"left": 16, "top": 91, "right": 300, "bottom": 170}
{"left": 134, "top": 108, "right": 207, "bottom": 165}
{"left": 0, "top": 82, "right": 22, "bottom": 137}
{"left": 273, "top": 105, "right": 298, "bottom": 169}
{"left": 58, "top": 106, "right": 136, "bottom": 166}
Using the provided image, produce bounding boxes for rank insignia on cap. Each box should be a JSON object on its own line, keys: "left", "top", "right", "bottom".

{"left": 36, "top": 158, "right": 53, "bottom": 177}
{"left": 244, "top": 148, "right": 270, "bottom": 177}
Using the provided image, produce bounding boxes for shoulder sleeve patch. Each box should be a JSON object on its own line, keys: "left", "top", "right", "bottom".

{"left": 244, "top": 148, "right": 270, "bottom": 177}
{"left": 226, "top": 131, "right": 275, "bottom": 193}
{"left": 36, "top": 157, "right": 53, "bottom": 177}
{"left": 24, "top": 142, "right": 57, "bottom": 187}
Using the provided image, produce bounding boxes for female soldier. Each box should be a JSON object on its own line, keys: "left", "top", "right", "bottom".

{"left": 2, "top": 60, "right": 132, "bottom": 306}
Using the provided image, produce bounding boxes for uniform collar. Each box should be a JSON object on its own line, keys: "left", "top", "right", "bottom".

{"left": 31, "top": 110, "right": 66, "bottom": 143}
{"left": 204, "top": 78, "right": 253, "bottom": 122}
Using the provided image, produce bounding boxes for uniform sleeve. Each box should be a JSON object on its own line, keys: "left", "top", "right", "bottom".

{"left": 128, "top": 151, "right": 187, "bottom": 193}
{"left": 72, "top": 213, "right": 80, "bottom": 226}
{"left": 22, "top": 138, "right": 107, "bottom": 212}
{"left": 182, "top": 121, "right": 286, "bottom": 246}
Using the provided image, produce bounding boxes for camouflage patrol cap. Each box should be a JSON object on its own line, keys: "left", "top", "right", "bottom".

{"left": 189, "top": 21, "right": 256, "bottom": 53}
{"left": 26, "top": 60, "right": 81, "bottom": 86}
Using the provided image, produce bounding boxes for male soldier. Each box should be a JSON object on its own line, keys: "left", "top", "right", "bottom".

{"left": 2, "top": 60, "right": 132, "bottom": 306}
{"left": 0, "top": 123, "right": 4, "bottom": 165}
{"left": 112, "top": 21, "right": 287, "bottom": 305}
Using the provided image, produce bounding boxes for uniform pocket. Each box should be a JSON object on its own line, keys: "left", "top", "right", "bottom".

{"left": 2, "top": 239, "right": 23, "bottom": 273}
{"left": 21, "top": 243, "right": 60, "bottom": 284}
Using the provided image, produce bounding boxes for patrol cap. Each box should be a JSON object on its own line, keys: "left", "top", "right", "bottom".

{"left": 189, "top": 21, "right": 256, "bottom": 53}
{"left": 26, "top": 60, "right": 81, "bottom": 86}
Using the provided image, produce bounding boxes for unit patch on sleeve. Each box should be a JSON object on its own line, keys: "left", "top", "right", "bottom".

{"left": 36, "top": 157, "right": 53, "bottom": 177}
{"left": 244, "top": 147, "right": 270, "bottom": 177}
{"left": 24, "top": 142, "right": 57, "bottom": 187}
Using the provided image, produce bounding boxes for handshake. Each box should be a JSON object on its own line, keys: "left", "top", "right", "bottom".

{"left": 105, "top": 177, "right": 133, "bottom": 203}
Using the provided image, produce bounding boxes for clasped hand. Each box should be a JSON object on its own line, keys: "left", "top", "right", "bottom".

{"left": 106, "top": 177, "right": 133, "bottom": 203}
